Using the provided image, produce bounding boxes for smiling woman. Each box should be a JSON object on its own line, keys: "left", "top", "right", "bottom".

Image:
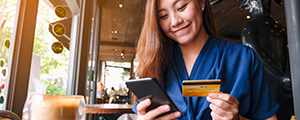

{"left": 136, "top": 0, "right": 218, "bottom": 87}
{"left": 133, "top": 0, "right": 279, "bottom": 119}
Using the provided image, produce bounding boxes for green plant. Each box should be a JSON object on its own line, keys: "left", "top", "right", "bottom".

{"left": 41, "top": 78, "right": 66, "bottom": 95}
{"left": 121, "top": 70, "right": 129, "bottom": 80}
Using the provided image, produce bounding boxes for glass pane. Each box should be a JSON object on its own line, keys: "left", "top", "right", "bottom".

{"left": 29, "top": 0, "right": 73, "bottom": 96}
{"left": 105, "top": 61, "right": 131, "bottom": 104}
{"left": 104, "top": 61, "right": 130, "bottom": 94}
{"left": 86, "top": 0, "right": 97, "bottom": 104}
{"left": 94, "top": 61, "right": 132, "bottom": 104}
{"left": 0, "top": 0, "right": 17, "bottom": 109}
{"left": 95, "top": 0, "right": 146, "bottom": 104}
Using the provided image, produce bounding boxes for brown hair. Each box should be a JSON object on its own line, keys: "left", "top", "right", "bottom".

{"left": 135, "top": 0, "right": 218, "bottom": 84}
{"left": 201, "top": 0, "right": 218, "bottom": 37}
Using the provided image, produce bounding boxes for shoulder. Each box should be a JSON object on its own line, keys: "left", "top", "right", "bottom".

{"left": 211, "top": 36, "right": 253, "bottom": 55}
{"left": 211, "top": 36, "right": 259, "bottom": 66}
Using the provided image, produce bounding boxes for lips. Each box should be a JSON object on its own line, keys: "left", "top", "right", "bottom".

{"left": 172, "top": 23, "right": 191, "bottom": 33}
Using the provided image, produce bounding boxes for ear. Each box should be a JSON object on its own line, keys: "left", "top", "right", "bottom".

{"left": 200, "top": 0, "right": 205, "bottom": 10}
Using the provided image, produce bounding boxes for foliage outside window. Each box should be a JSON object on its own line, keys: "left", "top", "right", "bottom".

{"left": 0, "top": 0, "right": 69, "bottom": 109}
{"left": 34, "top": 1, "right": 69, "bottom": 95}
{"left": 0, "top": 0, "right": 17, "bottom": 109}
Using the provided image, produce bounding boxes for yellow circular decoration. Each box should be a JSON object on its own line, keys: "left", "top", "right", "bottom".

{"left": 55, "top": 5, "right": 67, "bottom": 18}
{"left": 51, "top": 42, "right": 64, "bottom": 54}
{"left": 0, "top": 58, "right": 5, "bottom": 68}
{"left": 4, "top": 38, "right": 10, "bottom": 49}
{"left": 52, "top": 23, "right": 66, "bottom": 37}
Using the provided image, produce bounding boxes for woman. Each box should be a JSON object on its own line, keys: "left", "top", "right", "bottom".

{"left": 97, "top": 81, "right": 104, "bottom": 98}
{"left": 108, "top": 87, "right": 117, "bottom": 104}
{"left": 134, "top": 0, "right": 279, "bottom": 119}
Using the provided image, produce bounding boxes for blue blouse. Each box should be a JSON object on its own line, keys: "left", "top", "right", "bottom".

{"left": 133, "top": 36, "right": 279, "bottom": 120}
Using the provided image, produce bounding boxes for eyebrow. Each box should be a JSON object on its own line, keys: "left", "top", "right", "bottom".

{"left": 158, "top": 0, "right": 181, "bottom": 13}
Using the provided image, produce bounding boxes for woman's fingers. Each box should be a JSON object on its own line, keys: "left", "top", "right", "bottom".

{"left": 207, "top": 95, "right": 238, "bottom": 111}
{"left": 139, "top": 104, "right": 180, "bottom": 120}
{"left": 144, "top": 105, "right": 171, "bottom": 119}
{"left": 137, "top": 99, "right": 181, "bottom": 120}
{"left": 207, "top": 93, "right": 239, "bottom": 120}
{"left": 209, "top": 104, "right": 237, "bottom": 119}
{"left": 209, "top": 104, "right": 226, "bottom": 117}
{"left": 137, "top": 99, "right": 152, "bottom": 115}
{"left": 155, "top": 111, "right": 182, "bottom": 120}
{"left": 210, "top": 111, "right": 224, "bottom": 120}
{"left": 208, "top": 93, "right": 239, "bottom": 105}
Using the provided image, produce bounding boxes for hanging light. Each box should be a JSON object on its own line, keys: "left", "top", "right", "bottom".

{"left": 246, "top": 15, "right": 251, "bottom": 19}
{"left": 119, "top": 4, "right": 123, "bottom": 8}
{"left": 120, "top": 50, "right": 125, "bottom": 60}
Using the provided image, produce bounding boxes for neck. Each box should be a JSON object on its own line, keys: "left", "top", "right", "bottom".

{"left": 179, "top": 29, "right": 209, "bottom": 56}
{"left": 178, "top": 28, "right": 209, "bottom": 78}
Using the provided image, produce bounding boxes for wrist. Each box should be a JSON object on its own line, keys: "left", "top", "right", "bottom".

{"left": 233, "top": 114, "right": 240, "bottom": 120}
{"left": 233, "top": 115, "right": 249, "bottom": 120}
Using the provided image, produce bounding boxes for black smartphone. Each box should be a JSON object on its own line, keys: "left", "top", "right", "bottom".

{"left": 125, "top": 77, "right": 181, "bottom": 117}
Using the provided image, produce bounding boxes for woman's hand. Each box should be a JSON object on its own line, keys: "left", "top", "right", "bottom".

{"left": 207, "top": 92, "right": 240, "bottom": 120}
{"left": 137, "top": 98, "right": 182, "bottom": 120}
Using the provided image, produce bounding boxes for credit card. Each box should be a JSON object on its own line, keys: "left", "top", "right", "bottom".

{"left": 182, "top": 79, "right": 221, "bottom": 97}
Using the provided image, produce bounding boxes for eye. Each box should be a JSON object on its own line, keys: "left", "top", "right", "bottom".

{"left": 159, "top": 14, "right": 168, "bottom": 19}
{"left": 177, "top": 4, "right": 187, "bottom": 11}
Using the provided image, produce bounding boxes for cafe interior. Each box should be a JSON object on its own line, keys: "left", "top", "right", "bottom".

{"left": 0, "top": 0, "right": 299, "bottom": 119}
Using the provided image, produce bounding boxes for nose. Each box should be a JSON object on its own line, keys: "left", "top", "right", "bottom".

{"left": 170, "top": 13, "right": 183, "bottom": 28}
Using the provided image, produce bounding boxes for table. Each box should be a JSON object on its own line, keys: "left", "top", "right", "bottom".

{"left": 86, "top": 104, "right": 134, "bottom": 120}
{"left": 116, "top": 95, "right": 129, "bottom": 104}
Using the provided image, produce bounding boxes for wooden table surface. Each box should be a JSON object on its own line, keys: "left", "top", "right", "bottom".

{"left": 85, "top": 104, "right": 134, "bottom": 114}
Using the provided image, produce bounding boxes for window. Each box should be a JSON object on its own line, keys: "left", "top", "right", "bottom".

{"left": 0, "top": 0, "right": 17, "bottom": 109}
{"left": 28, "top": 0, "right": 71, "bottom": 96}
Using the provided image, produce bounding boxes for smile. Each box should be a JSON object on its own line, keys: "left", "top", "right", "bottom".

{"left": 173, "top": 23, "right": 191, "bottom": 33}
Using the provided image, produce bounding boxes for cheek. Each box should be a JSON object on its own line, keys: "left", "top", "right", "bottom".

{"left": 159, "top": 21, "right": 169, "bottom": 34}
{"left": 183, "top": 7, "right": 201, "bottom": 21}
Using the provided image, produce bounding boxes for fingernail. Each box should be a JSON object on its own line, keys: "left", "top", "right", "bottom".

{"left": 145, "top": 99, "right": 151, "bottom": 105}
{"left": 163, "top": 105, "right": 170, "bottom": 111}
{"left": 206, "top": 96, "right": 210, "bottom": 101}
{"left": 208, "top": 93, "right": 217, "bottom": 98}
{"left": 175, "top": 112, "right": 181, "bottom": 117}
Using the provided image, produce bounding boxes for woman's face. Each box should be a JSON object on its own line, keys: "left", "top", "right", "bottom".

{"left": 158, "top": 0, "right": 205, "bottom": 45}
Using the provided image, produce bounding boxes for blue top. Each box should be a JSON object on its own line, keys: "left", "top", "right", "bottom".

{"left": 132, "top": 36, "right": 279, "bottom": 120}
{"left": 97, "top": 89, "right": 101, "bottom": 98}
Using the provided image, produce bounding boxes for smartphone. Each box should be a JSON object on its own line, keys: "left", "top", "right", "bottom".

{"left": 125, "top": 78, "right": 181, "bottom": 117}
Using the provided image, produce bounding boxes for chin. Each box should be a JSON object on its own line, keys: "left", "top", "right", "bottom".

{"left": 169, "top": 34, "right": 195, "bottom": 45}
{"left": 176, "top": 39, "right": 193, "bottom": 45}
